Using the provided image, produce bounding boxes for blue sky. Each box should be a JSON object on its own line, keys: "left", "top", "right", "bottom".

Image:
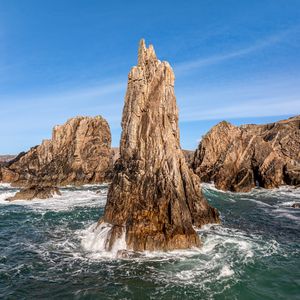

{"left": 0, "top": 0, "right": 300, "bottom": 153}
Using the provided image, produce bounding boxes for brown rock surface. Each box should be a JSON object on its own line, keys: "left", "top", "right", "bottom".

{"left": 6, "top": 185, "right": 61, "bottom": 201}
{"left": 107, "top": 147, "right": 193, "bottom": 167}
{"left": 1, "top": 116, "right": 112, "bottom": 187}
{"left": 100, "top": 39, "right": 219, "bottom": 252}
{"left": 0, "top": 155, "right": 16, "bottom": 163}
{"left": 182, "top": 150, "right": 195, "bottom": 167}
{"left": 193, "top": 116, "right": 300, "bottom": 192}
{"left": 0, "top": 156, "right": 16, "bottom": 181}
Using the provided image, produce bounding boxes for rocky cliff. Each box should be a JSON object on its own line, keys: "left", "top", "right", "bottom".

{"left": 193, "top": 116, "right": 300, "bottom": 192}
{"left": 1, "top": 116, "right": 112, "bottom": 187}
{"left": 100, "top": 39, "right": 219, "bottom": 252}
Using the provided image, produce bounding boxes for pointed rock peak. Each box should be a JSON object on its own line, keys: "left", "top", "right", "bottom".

{"left": 137, "top": 38, "right": 157, "bottom": 66}
{"left": 99, "top": 38, "right": 220, "bottom": 253}
{"left": 138, "top": 38, "right": 146, "bottom": 51}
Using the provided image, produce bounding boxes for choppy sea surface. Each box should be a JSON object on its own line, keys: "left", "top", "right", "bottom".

{"left": 0, "top": 183, "right": 299, "bottom": 299}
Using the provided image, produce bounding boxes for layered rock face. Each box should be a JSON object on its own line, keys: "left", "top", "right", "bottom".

{"left": 193, "top": 116, "right": 300, "bottom": 192}
{"left": 101, "top": 39, "right": 219, "bottom": 252}
{"left": 1, "top": 116, "right": 112, "bottom": 187}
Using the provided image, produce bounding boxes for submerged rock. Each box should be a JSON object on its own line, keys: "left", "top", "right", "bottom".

{"left": 6, "top": 185, "right": 61, "bottom": 201}
{"left": 2, "top": 116, "right": 112, "bottom": 187}
{"left": 100, "top": 39, "right": 219, "bottom": 252}
{"left": 291, "top": 203, "right": 300, "bottom": 209}
{"left": 193, "top": 116, "right": 300, "bottom": 192}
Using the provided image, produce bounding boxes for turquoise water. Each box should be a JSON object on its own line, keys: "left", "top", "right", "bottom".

{"left": 0, "top": 183, "right": 299, "bottom": 299}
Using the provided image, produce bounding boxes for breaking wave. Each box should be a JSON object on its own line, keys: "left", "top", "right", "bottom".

{"left": 0, "top": 184, "right": 108, "bottom": 212}
{"left": 80, "top": 222, "right": 127, "bottom": 258}
{"left": 0, "top": 182, "right": 299, "bottom": 299}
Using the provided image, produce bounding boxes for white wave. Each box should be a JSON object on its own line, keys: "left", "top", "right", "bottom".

{"left": 239, "top": 197, "right": 273, "bottom": 207}
{"left": 140, "top": 223, "right": 280, "bottom": 296}
{"left": 265, "top": 187, "right": 300, "bottom": 201}
{"left": 77, "top": 220, "right": 280, "bottom": 294}
{"left": 203, "top": 182, "right": 300, "bottom": 217}
{"left": 198, "top": 225, "right": 255, "bottom": 261}
{"left": 140, "top": 247, "right": 202, "bottom": 261}
{"left": 78, "top": 219, "right": 280, "bottom": 262}
{"left": 80, "top": 222, "right": 127, "bottom": 259}
{"left": 0, "top": 189, "right": 107, "bottom": 211}
{"left": 60, "top": 183, "right": 109, "bottom": 189}
{"left": 272, "top": 208, "right": 300, "bottom": 221}
{"left": 0, "top": 191, "right": 17, "bottom": 203}
{"left": 278, "top": 201, "right": 300, "bottom": 207}
{"left": 217, "top": 265, "right": 235, "bottom": 279}
{"left": 277, "top": 185, "right": 300, "bottom": 192}
{"left": 0, "top": 183, "right": 12, "bottom": 188}
{"left": 202, "top": 182, "right": 300, "bottom": 197}
{"left": 201, "top": 182, "right": 224, "bottom": 193}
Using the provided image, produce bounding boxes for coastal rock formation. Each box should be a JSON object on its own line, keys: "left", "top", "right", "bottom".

{"left": 6, "top": 185, "right": 61, "bottom": 201}
{"left": 100, "top": 39, "right": 219, "bottom": 252}
{"left": 0, "top": 155, "right": 16, "bottom": 163}
{"left": 0, "top": 156, "right": 16, "bottom": 181}
{"left": 1, "top": 116, "right": 112, "bottom": 187}
{"left": 105, "top": 147, "right": 193, "bottom": 167}
{"left": 193, "top": 116, "right": 300, "bottom": 192}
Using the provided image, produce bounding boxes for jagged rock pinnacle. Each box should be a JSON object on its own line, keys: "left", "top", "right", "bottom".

{"left": 137, "top": 38, "right": 157, "bottom": 66}
{"left": 100, "top": 39, "right": 220, "bottom": 252}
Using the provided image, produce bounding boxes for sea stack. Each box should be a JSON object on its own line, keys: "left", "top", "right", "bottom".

{"left": 2, "top": 116, "right": 112, "bottom": 187}
{"left": 100, "top": 39, "right": 219, "bottom": 252}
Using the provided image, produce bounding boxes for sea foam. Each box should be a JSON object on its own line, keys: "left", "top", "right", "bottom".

{"left": 80, "top": 222, "right": 127, "bottom": 258}
{"left": 0, "top": 187, "right": 107, "bottom": 212}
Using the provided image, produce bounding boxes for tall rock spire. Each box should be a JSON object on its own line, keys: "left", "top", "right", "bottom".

{"left": 100, "top": 39, "right": 219, "bottom": 252}
{"left": 137, "top": 38, "right": 157, "bottom": 66}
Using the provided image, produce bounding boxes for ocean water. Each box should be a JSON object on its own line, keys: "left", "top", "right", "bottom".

{"left": 0, "top": 183, "right": 299, "bottom": 299}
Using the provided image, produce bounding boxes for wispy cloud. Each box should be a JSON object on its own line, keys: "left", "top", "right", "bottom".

{"left": 0, "top": 79, "right": 126, "bottom": 134}
{"left": 0, "top": 80, "right": 125, "bottom": 110}
{"left": 174, "top": 28, "right": 296, "bottom": 74}
{"left": 0, "top": 79, "right": 127, "bottom": 152}
{"left": 178, "top": 75, "right": 300, "bottom": 121}
{"left": 180, "top": 97, "right": 299, "bottom": 121}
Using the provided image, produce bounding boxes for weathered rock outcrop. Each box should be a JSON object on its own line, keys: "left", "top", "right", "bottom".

{"left": 6, "top": 185, "right": 61, "bottom": 201}
{"left": 1, "top": 116, "right": 112, "bottom": 187}
{"left": 193, "top": 116, "right": 300, "bottom": 192}
{"left": 0, "top": 155, "right": 16, "bottom": 163}
{"left": 100, "top": 39, "right": 219, "bottom": 252}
